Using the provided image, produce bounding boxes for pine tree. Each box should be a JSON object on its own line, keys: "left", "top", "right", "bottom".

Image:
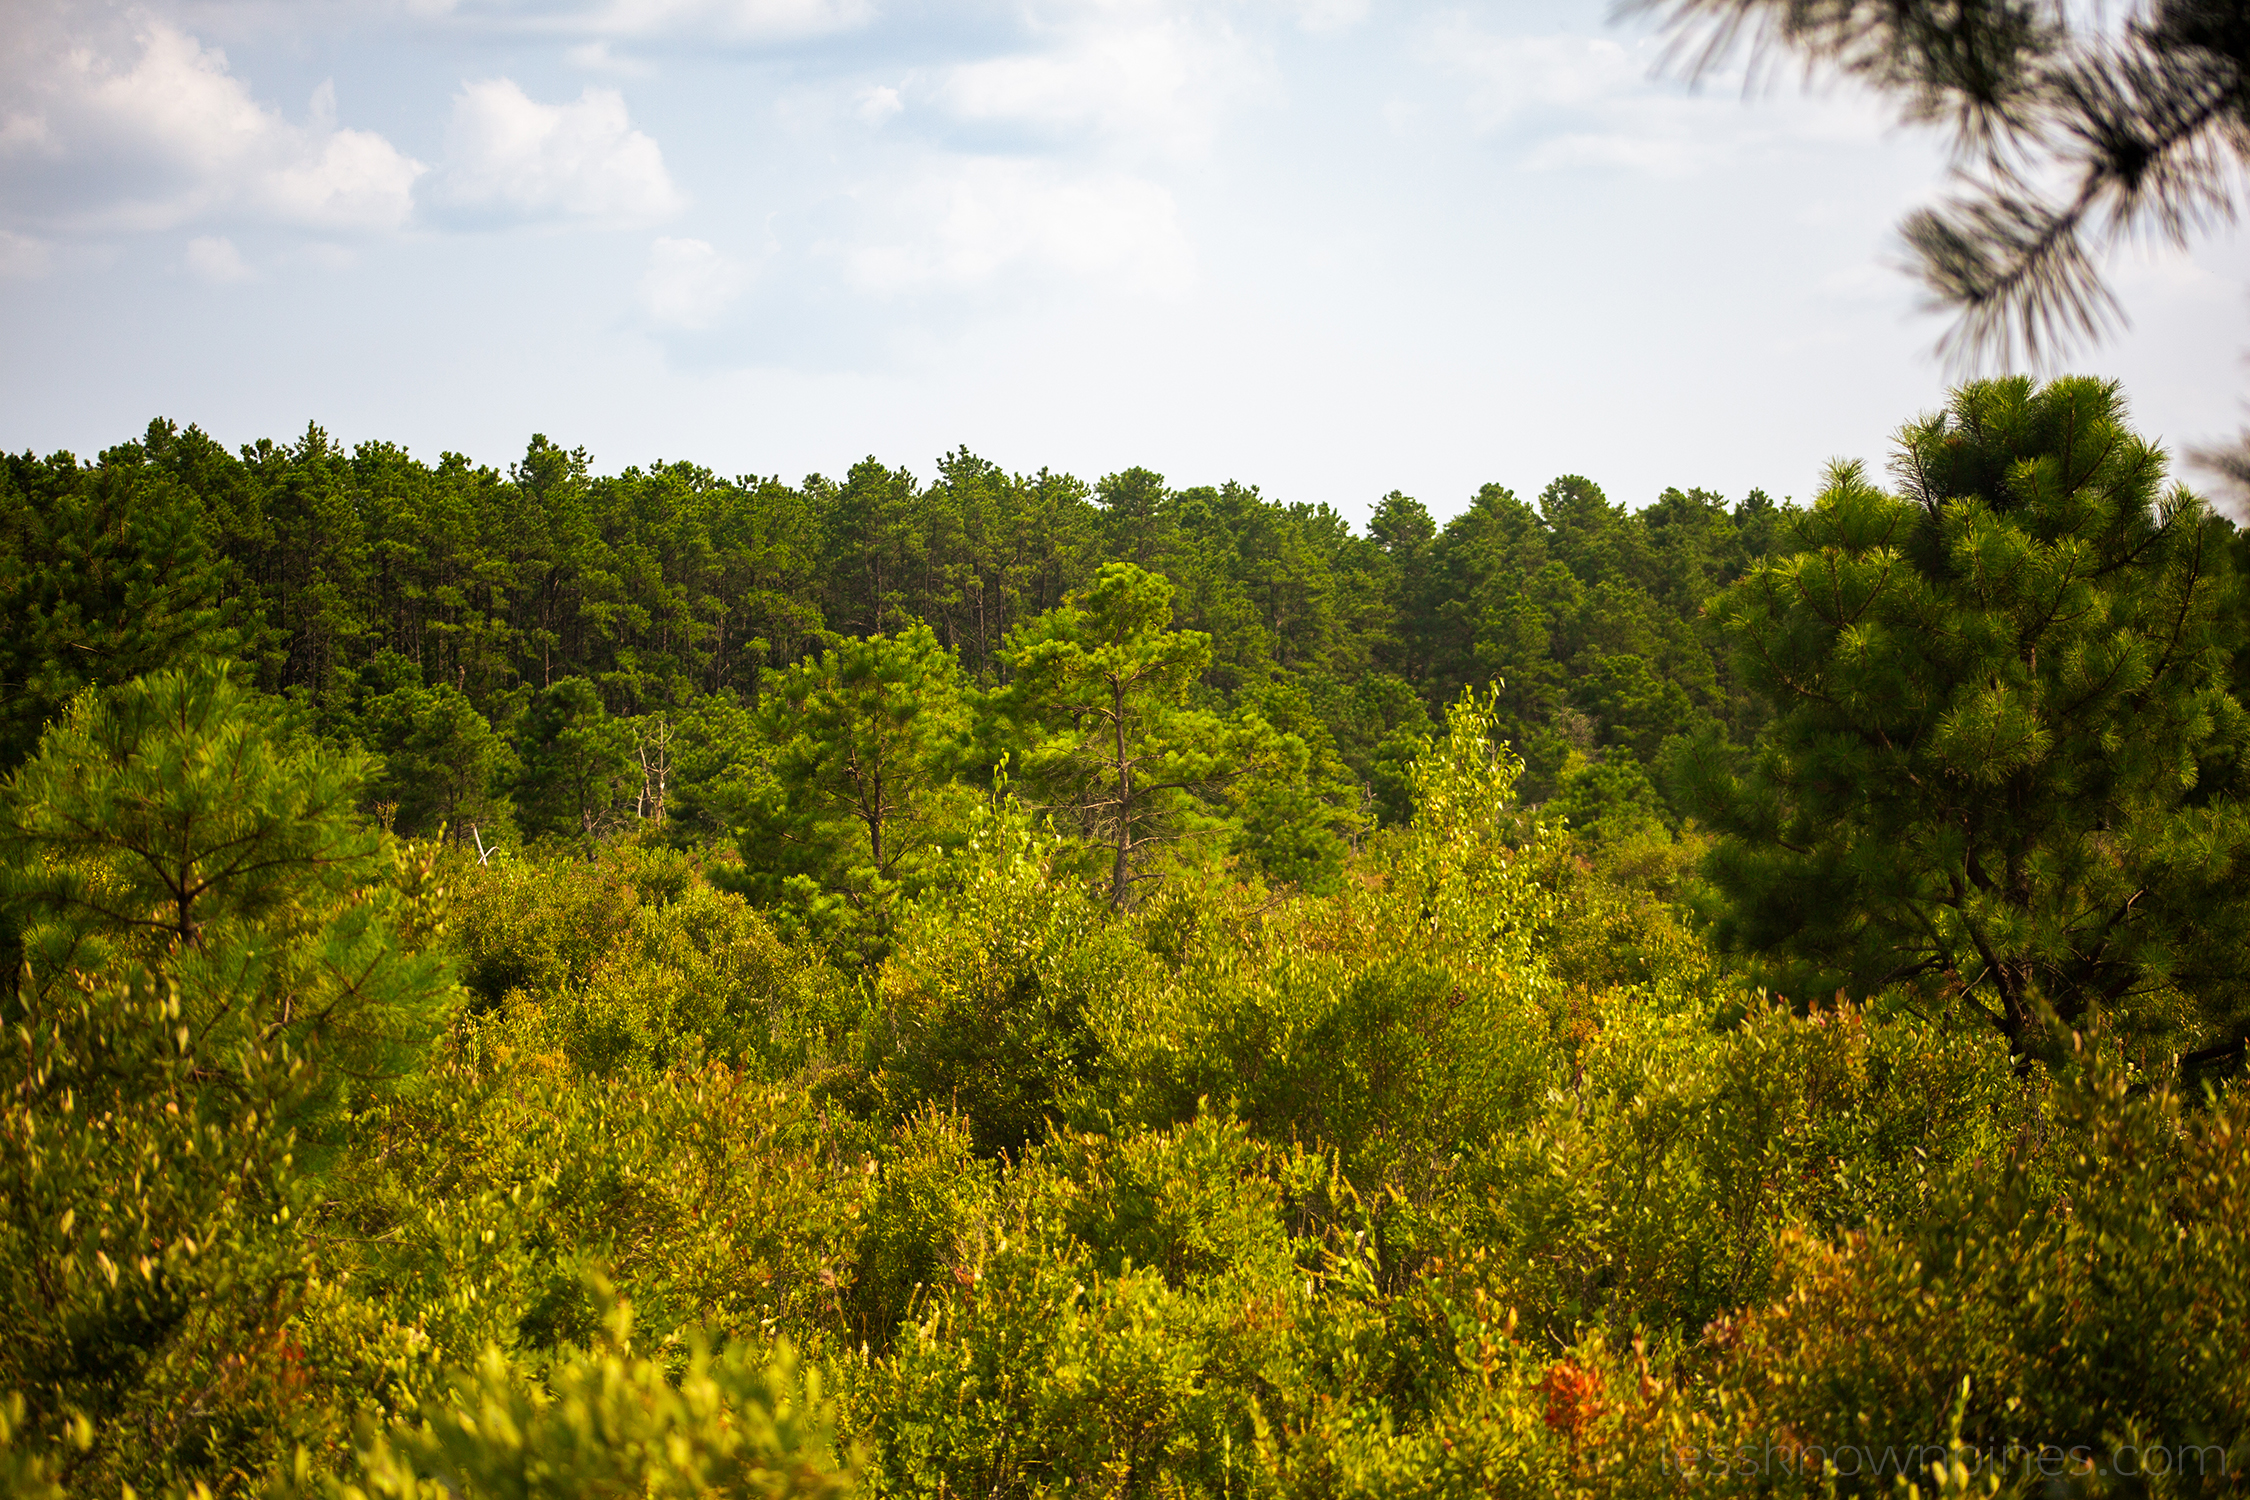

{"left": 732, "top": 624, "right": 973, "bottom": 958}
{"left": 992, "top": 563, "right": 1298, "bottom": 907}
{"left": 1680, "top": 377, "right": 2250, "bottom": 1059}
{"left": 1631, "top": 0, "right": 2250, "bottom": 370}
{"left": 515, "top": 677, "right": 635, "bottom": 838}
{"left": 361, "top": 672, "right": 515, "bottom": 842}
{"left": 0, "top": 666, "right": 456, "bottom": 1484}
{"left": 0, "top": 445, "right": 239, "bottom": 772}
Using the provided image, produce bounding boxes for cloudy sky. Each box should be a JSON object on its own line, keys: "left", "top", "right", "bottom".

{"left": 2, "top": 0, "right": 2244, "bottom": 522}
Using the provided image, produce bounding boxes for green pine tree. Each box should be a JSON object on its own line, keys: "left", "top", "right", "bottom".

{"left": 732, "top": 624, "right": 973, "bottom": 959}
{"left": 0, "top": 443, "right": 239, "bottom": 772}
{"left": 514, "top": 677, "right": 636, "bottom": 839}
{"left": 1679, "top": 377, "right": 2250, "bottom": 1060}
{"left": 360, "top": 670, "right": 514, "bottom": 842}
{"left": 992, "top": 563, "right": 1299, "bottom": 908}
{"left": 0, "top": 665, "right": 456, "bottom": 1486}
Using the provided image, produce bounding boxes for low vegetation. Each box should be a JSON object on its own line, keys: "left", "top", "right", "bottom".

{"left": 2, "top": 376, "right": 2246, "bottom": 1496}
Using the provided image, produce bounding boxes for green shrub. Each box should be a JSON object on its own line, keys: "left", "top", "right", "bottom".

{"left": 847, "top": 1106, "right": 996, "bottom": 1353}
{"left": 336, "top": 1033, "right": 878, "bottom": 1366}
{"left": 1680, "top": 1055, "right": 2250, "bottom": 1489}
{"left": 442, "top": 838, "right": 849, "bottom": 1078}
{"left": 856, "top": 1116, "right": 1303, "bottom": 1498}
{"left": 875, "top": 808, "right": 1152, "bottom": 1155}
{"left": 0, "top": 1393, "right": 79, "bottom": 1500}
{"left": 443, "top": 841, "right": 677, "bottom": 1014}
{"left": 320, "top": 1286, "right": 855, "bottom": 1500}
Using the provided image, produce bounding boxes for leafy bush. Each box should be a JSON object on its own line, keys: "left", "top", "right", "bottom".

{"left": 1667, "top": 1051, "right": 2250, "bottom": 1489}
{"left": 847, "top": 1106, "right": 995, "bottom": 1353}
{"left": 0, "top": 611, "right": 2241, "bottom": 1500}
{"left": 875, "top": 806, "right": 1152, "bottom": 1156}
{"left": 299, "top": 1284, "right": 850, "bottom": 1500}
{"left": 0, "top": 671, "right": 464, "bottom": 1492}
{"left": 856, "top": 1114, "right": 1300, "bottom": 1498}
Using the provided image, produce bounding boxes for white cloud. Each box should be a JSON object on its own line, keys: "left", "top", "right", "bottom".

{"left": 1285, "top": 0, "right": 1369, "bottom": 33}
{"left": 433, "top": 79, "right": 683, "bottom": 225}
{"left": 845, "top": 157, "right": 1192, "bottom": 296}
{"left": 565, "top": 40, "right": 656, "bottom": 75}
{"left": 293, "top": 241, "right": 362, "bottom": 272}
{"left": 1521, "top": 129, "right": 1707, "bottom": 177}
{"left": 266, "top": 128, "right": 435, "bottom": 228}
{"left": 0, "top": 230, "right": 51, "bottom": 278}
{"left": 1429, "top": 23, "right": 1891, "bottom": 178}
{"left": 0, "top": 20, "right": 423, "bottom": 233}
{"left": 857, "top": 85, "right": 904, "bottom": 127}
{"left": 186, "top": 233, "right": 252, "bottom": 282}
{"left": 425, "top": 0, "right": 872, "bottom": 41}
{"left": 1440, "top": 31, "right": 1646, "bottom": 129}
{"left": 930, "top": 10, "right": 1269, "bottom": 160}
{"left": 0, "top": 111, "right": 58, "bottom": 156}
{"left": 594, "top": 0, "right": 873, "bottom": 38}
{"left": 639, "top": 236, "right": 748, "bottom": 327}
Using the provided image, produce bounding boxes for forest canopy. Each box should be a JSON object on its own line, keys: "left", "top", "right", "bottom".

{"left": 2, "top": 376, "right": 2249, "bottom": 1497}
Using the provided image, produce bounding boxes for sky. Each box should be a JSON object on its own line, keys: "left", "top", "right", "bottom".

{"left": 2, "top": 0, "right": 2245, "bottom": 526}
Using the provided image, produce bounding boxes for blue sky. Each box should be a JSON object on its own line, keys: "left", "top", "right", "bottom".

{"left": 3, "top": 0, "right": 2244, "bottom": 522}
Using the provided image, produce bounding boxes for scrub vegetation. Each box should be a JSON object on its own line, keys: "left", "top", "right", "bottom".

{"left": 3, "top": 375, "right": 2248, "bottom": 1497}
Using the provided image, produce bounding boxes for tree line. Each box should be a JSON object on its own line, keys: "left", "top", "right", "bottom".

{"left": 7, "top": 379, "right": 2249, "bottom": 1061}
{"left": 0, "top": 415, "right": 1790, "bottom": 837}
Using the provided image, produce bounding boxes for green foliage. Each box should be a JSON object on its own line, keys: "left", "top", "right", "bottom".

{"left": 1088, "top": 693, "right": 1564, "bottom": 1208}
{"left": 335, "top": 1010, "right": 875, "bottom": 1378}
{"left": 1337, "top": 673, "right": 1437, "bottom": 828}
{"left": 436, "top": 836, "right": 845, "bottom": 1073}
{"left": 1683, "top": 377, "right": 2250, "bottom": 1059}
{"left": 358, "top": 661, "right": 514, "bottom": 842}
{"left": 875, "top": 805, "right": 1151, "bottom": 1156}
{"left": 857, "top": 1111, "right": 1305, "bottom": 1498}
{"left": 0, "top": 666, "right": 457, "bottom": 1493}
{"left": 731, "top": 625, "right": 973, "bottom": 960}
{"left": 0, "top": 437, "right": 240, "bottom": 773}
{"left": 995, "top": 562, "right": 1289, "bottom": 906}
{"left": 1528, "top": 821, "right": 1712, "bottom": 993}
{"left": 1633, "top": 1050, "right": 2250, "bottom": 1494}
{"left": 328, "top": 1286, "right": 854, "bottom": 1500}
{"left": 443, "top": 842, "right": 652, "bottom": 1011}
{"left": 658, "top": 691, "right": 764, "bottom": 843}
{"left": 514, "top": 678, "right": 636, "bottom": 840}
{"left": 16, "top": 413, "right": 1801, "bottom": 861}
{"left": 0, "top": 962, "right": 330, "bottom": 1491}
{"left": 4, "top": 389, "right": 2246, "bottom": 1499}
{"left": 1547, "top": 758, "right": 1672, "bottom": 848}
{"left": 0, "top": 657, "right": 2228, "bottom": 1499}
{"left": 1230, "top": 678, "right": 1362, "bottom": 893}
{"left": 0, "top": 666, "right": 456, "bottom": 1117}
{"left": 0, "top": 1393, "right": 80, "bottom": 1500}
{"left": 847, "top": 1107, "right": 996, "bottom": 1352}
{"left": 546, "top": 879, "right": 831, "bottom": 1078}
